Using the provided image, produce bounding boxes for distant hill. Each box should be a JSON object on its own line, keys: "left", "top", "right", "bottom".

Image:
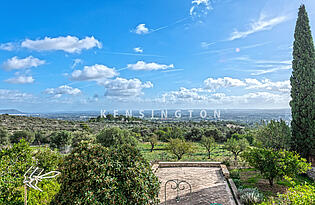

{"left": 0, "top": 109, "right": 24, "bottom": 114}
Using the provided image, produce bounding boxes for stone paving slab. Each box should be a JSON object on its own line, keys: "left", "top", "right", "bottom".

{"left": 156, "top": 167, "right": 236, "bottom": 205}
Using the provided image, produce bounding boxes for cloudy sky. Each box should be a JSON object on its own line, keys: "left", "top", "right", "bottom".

{"left": 0, "top": 0, "right": 314, "bottom": 112}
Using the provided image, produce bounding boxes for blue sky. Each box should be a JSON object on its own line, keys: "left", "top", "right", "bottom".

{"left": 0, "top": 0, "right": 314, "bottom": 112}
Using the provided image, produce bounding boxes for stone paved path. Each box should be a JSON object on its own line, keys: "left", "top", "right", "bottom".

{"left": 156, "top": 167, "right": 236, "bottom": 205}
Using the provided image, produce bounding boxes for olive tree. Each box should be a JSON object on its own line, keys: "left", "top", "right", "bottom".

{"left": 224, "top": 137, "right": 249, "bottom": 161}
{"left": 166, "top": 138, "right": 192, "bottom": 160}
{"left": 200, "top": 136, "right": 217, "bottom": 159}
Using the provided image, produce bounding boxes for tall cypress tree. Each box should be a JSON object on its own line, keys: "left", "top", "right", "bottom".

{"left": 290, "top": 5, "right": 315, "bottom": 160}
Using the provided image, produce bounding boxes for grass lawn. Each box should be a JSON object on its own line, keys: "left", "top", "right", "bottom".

{"left": 138, "top": 141, "right": 233, "bottom": 163}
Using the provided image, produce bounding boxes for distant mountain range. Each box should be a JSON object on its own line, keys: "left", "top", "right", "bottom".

{"left": 0, "top": 108, "right": 292, "bottom": 124}
{"left": 0, "top": 109, "right": 24, "bottom": 114}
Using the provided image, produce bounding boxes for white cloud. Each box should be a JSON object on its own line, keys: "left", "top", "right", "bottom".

{"left": 71, "top": 64, "right": 118, "bottom": 81}
{"left": 0, "top": 42, "right": 15, "bottom": 51}
{"left": 0, "top": 89, "right": 33, "bottom": 102}
{"left": 44, "top": 85, "right": 81, "bottom": 98}
{"left": 100, "top": 77, "right": 153, "bottom": 99}
{"left": 5, "top": 76, "right": 34, "bottom": 84}
{"left": 204, "top": 77, "right": 246, "bottom": 90}
{"left": 229, "top": 14, "right": 287, "bottom": 40}
{"left": 161, "top": 87, "right": 207, "bottom": 102}
{"left": 127, "top": 61, "right": 174, "bottom": 71}
{"left": 250, "top": 65, "right": 291, "bottom": 75}
{"left": 3, "top": 56, "right": 45, "bottom": 70}
{"left": 245, "top": 78, "right": 291, "bottom": 93}
{"left": 190, "top": 0, "right": 212, "bottom": 17}
{"left": 21, "top": 36, "right": 102, "bottom": 53}
{"left": 133, "top": 24, "right": 149, "bottom": 35}
{"left": 133, "top": 47, "right": 143, "bottom": 53}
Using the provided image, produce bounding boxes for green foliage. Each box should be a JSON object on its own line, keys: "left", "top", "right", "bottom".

{"left": 242, "top": 148, "right": 311, "bottom": 186}
{"left": 33, "top": 131, "right": 50, "bottom": 145}
{"left": 71, "top": 131, "right": 96, "bottom": 147}
{"left": 49, "top": 131, "right": 72, "bottom": 150}
{"left": 79, "top": 123, "right": 91, "bottom": 132}
{"left": 0, "top": 139, "right": 34, "bottom": 204}
{"left": 148, "top": 133, "right": 158, "bottom": 152}
{"left": 23, "top": 179, "right": 60, "bottom": 205}
{"left": 200, "top": 136, "right": 217, "bottom": 159}
{"left": 204, "top": 127, "right": 223, "bottom": 142}
{"left": 224, "top": 137, "right": 248, "bottom": 161}
{"left": 0, "top": 126, "right": 10, "bottom": 146}
{"left": 290, "top": 5, "right": 315, "bottom": 160}
{"left": 33, "top": 147, "right": 63, "bottom": 171}
{"left": 96, "top": 127, "right": 138, "bottom": 148}
{"left": 10, "top": 130, "right": 35, "bottom": 144}
{"left": 52, "top": 142, "right": 159, "bottom": 204}
{"left": 261, "top": 183, "right": 315, "bottom": 205}
{"left": 166, "top": 138, "right": 193, "bottom": 160}
{"left": 255, "top": 119, "right": 291, "bottom": 150}
{"left": 185, "top": 127, "right": 204, "bottom": 141}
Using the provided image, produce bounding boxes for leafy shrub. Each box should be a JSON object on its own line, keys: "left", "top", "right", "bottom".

{"left": 230, "top": 169, "right": 241, "bottom": 179}
{"left": 49, "top": 131, "right": 72, "bottom": 150}
{"left": 10, "top": 130, "right": 35, "bottom": 144}
{"left": 71, "top": 131, "right": 96, "bottom": 148}
{"left": 33, "top": 131, "right": 50, "bottom": 145}
{"left": 0, "top": 139, "right": 34, "bottom": 204}
{"left": 0, "top": 126, "right": 10, "bottom": 146}
{"left": 238, "top": 188, "right": 264, "bottom": 205}
{"left": 261, "top": 183, "right": 315, "bottom": 205}
{"left": 51, "top": 142, "right": 160, "bottom": 204}
{"left": 242, "top": 148, "right": 311, "bottom": 186}
{"left": 20, "top": 179, "right": 60, "bottom": 205}
{"left": 33, "top": 147, "right": 63, "bottom": 171}
{"left": 96, "top": 127, "right": 138, "bottom": 148}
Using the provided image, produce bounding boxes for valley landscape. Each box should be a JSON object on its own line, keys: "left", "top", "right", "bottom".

{"left": 0, "top": 1, "right": 314, "bottom": 205}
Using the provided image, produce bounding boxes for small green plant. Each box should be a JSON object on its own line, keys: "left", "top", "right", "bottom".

{"left": 261, "top": 183, "right": 315, "bottom": 205}
{"left": 238, "top": 188, "right": 264, "bottom": 205}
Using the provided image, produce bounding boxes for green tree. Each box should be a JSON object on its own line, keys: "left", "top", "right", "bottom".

{"left": 52, "top": 142, "right": 159, "bottom": 204}
{"left": 0, "top": 139, "right": 34, "bottom": 204}
{"left": 166, "top": 138, "right": 192, "bottom": 160}
{"left": 49, "top": 131, "right": 72, "bottom": 150}
{"left": 200, "top": 136, "right": 217, "bottom": 159}
{"left": 71, "top": 131, "right": 96, "bottom": 148}
{"left": 0, "top": 127, "right": 10, "bottom": 146}
{"left": 224, "top": 138, "right": 249, "bottom": 161}
{"left": 290, "top": 5, "right": 315, "bottom": 160}
{"left": 96, "top": 127, "right": 138, "bottom": 148}
{"left": 255, "top": 119, "right": 291, "bottom": 150}
{"left": 148, "top": 133, "right": 158, "bottom": 152}
{"left": 10, "top": 130, "right": 35, "bottom": 144}
{"left": 242, "top": 148, "right": 311, "bottom": 186}
{"left": 204, "top": 127, "right": 223, "bottom": 142}
{"left": 185, "top": 127, "right": 203, "bottom": 141}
